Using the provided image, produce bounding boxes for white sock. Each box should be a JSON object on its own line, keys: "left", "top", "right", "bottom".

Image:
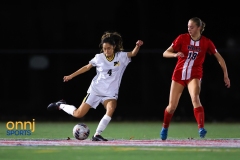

{"left": 94, "top": 115, "right": 111, "bottom": 136}
{"left": 59, "top": 104, "right": 76, "bottom": 116}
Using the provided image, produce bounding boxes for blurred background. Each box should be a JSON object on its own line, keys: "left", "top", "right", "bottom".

{"left": 1, "top": 1, "right": 239, "bottom": 122}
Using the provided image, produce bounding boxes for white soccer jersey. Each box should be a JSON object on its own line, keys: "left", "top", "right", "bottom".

{"left": 87, "top": 51, "right": 131, "bottom": 97}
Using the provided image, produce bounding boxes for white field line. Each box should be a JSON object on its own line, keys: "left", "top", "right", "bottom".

{"left": 0, "top": 139, "right": 240, "bottom": 148}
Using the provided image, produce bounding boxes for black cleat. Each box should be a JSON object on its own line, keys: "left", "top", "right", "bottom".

{"left": 47, "top": 100, "right": 66, "bottom": 111}
{"left": 92, "top": 135, "right": 108, "bottom": 141}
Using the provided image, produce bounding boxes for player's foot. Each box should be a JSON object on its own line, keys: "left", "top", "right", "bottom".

{"left": 47, "top": 100, "right": 66, "bottom": 111}
{"left": 92, "top": 135, "right": 108, "bottom": 141}
{"left": 160, "top": 127, "right": 168, "bottom": 140}
{"left": 199, "top": 128, "right": 207, "bottom": 138}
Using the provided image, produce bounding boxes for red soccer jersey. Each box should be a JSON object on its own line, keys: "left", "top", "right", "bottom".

{"left": 171, "top": 33, "right": 217, "bottom": 80}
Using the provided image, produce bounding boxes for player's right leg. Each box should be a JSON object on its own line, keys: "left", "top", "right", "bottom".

{"left": 160, "top": 80, "right": 184, "bottom": 140}
{"left": 47, "top": 99, "right": 78, "bottom": 116}
{"left": 47, "top": 99, "right": 66, "bottom": 111}
{"left": 47, "top": 99, "right": 91, "bottom": 117}
{"left": 47, "top": 93, "right": 93, "bottom": 118}
{"left": 73, "top": 103, "right": 91, "bottom": 118}
{"left": 73, "top": 93, "right": 101, "bottom": 118}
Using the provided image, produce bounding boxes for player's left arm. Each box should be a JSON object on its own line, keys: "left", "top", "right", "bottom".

{"left": 127, "top": 40, "right": 144, "bottom": 58}
{"left": 213, "top": 52, "right": 230, "bottom": 88}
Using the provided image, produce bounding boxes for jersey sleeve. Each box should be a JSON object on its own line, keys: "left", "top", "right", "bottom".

{"left": 89, "top": 54, "right": 99, "bottom": 67}
{"left": 207, "top": 39, "right": 217, "bottom": 55}
{"left": 120, "top": 52, "right": 131, "bottom": 66}
{"left": 171, "top": 34, "right": 183, "bottom": 52}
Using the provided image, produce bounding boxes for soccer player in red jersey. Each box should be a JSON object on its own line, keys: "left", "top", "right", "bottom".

{"left": 160, "top": 17, "right": 231, "bottom": 140}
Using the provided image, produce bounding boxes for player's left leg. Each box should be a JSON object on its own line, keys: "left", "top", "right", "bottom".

{"left": 187, "top": 78, "right": 207, "bottom": 138}
{"left": 92, "top": 99, "right": 117, "bottom": 141}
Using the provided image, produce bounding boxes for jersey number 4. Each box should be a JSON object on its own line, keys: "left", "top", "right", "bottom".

{"left": 107, "top": 69, "right": 112, "bottom": 76}
{"left": 187, "top": 52, "right": 198, "bottom": 60}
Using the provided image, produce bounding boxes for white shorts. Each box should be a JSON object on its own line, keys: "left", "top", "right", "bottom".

{"left": 82, "top": 93, "right": 118, "bottom": 109}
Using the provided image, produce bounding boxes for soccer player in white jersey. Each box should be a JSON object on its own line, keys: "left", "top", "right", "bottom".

{"left": 160, "top": 17, "right": 230, "bottom": 140}
{"left": 48, "top": 31, "right": 143, "bottom": 141}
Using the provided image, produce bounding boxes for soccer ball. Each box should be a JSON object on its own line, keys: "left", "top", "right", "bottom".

{"left": 73, "top": 123, "right": 90, "bottom": 140}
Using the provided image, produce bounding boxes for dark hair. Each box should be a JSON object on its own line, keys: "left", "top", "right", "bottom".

{"left": 99, "top": 31, "right": 124, "bottom": 53}
{"left": 189, "top": 17, "right": 206, "bottom": 34}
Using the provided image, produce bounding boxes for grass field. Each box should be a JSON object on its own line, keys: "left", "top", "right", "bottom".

{"left": 0, "top": 121, "right": 240, "bottom": 160}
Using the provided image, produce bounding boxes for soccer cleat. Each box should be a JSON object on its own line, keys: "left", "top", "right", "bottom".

{"left": 92, "top": 135, "right": 108, "bottom": 141}
{"left": 160, "top": 127, "right": 168, "bottom": 140}
{"left": 199, "top": 128, "right": 207, "bottom": 138}
{"left": 47, "top": 100, "right": 66, "bottom": 111}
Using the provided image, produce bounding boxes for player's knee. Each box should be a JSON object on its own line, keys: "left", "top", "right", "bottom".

{"left": 109, "top": 106, "right": 116, "bottom": 113}
{"left": 166, "top": 106, "right": 176, "bottom": 114}
{"left": 191, "top": 96, "right": 200, "bottom": 105}
{"left": 74, "top": 110, "right": 84, "bottom": 118}
{"left": 106, "top": 106, "right": 116, "bottom": 115}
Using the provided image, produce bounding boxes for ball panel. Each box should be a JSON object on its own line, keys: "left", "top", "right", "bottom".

{"left": 73, "top": 123, "right": 90, "bottom": 140}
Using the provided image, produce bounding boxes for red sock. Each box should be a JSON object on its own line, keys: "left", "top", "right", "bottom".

{"left": 193, "top": 106, "right": 205, "bottom": 129}
{"left": 162, "top": 109, "right": 173, "bottom": 128}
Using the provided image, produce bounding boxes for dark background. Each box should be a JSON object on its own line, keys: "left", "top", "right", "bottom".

{"left": 1, "top": 1, "right": 239, "bottom": 122}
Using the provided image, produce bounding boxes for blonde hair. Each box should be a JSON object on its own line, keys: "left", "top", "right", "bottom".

{"left": 190, "top": 17, "right": 206, "bottom": 34}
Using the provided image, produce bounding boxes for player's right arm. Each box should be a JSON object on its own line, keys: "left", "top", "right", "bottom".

{"left": 63, "top": 63, "right": 93, "bottom": 82}
{"left": 163, "top": 45, "right": 184, "bottom": 58}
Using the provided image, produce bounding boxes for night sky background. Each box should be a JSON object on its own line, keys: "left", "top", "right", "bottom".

{"left": 1, "top": 1, "right": 240, "bottom": 122}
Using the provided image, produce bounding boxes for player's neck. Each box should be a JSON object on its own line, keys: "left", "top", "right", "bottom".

{"left": 191, "top": 34, "right": 201, "bottom": 41}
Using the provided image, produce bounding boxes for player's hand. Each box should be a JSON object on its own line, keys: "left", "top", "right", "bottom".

{"left": 224, "top": 76, "right": 230, "bottom": 88}
{"left": 63, "top": 75, "right": 72, "bottom": 82}
{"left": 174, "top": 52, "right": 184, "bottom": 58}
{"left": 136, "top": 40, "right": 143, "bottom": 47}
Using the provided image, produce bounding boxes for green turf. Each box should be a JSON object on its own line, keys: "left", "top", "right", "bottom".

{"left": 0, "top": 121, "right": 240, "bottom": 160}
{"left": 1, "top": 121, "right": 240, "bottom": 139}
{"left": 1, "top": 146, "right": 240, "bottom": 160}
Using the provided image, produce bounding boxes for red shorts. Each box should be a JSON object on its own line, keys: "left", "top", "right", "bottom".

{"left": 173, "top": 78, "right": 201, "bottom": 87}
